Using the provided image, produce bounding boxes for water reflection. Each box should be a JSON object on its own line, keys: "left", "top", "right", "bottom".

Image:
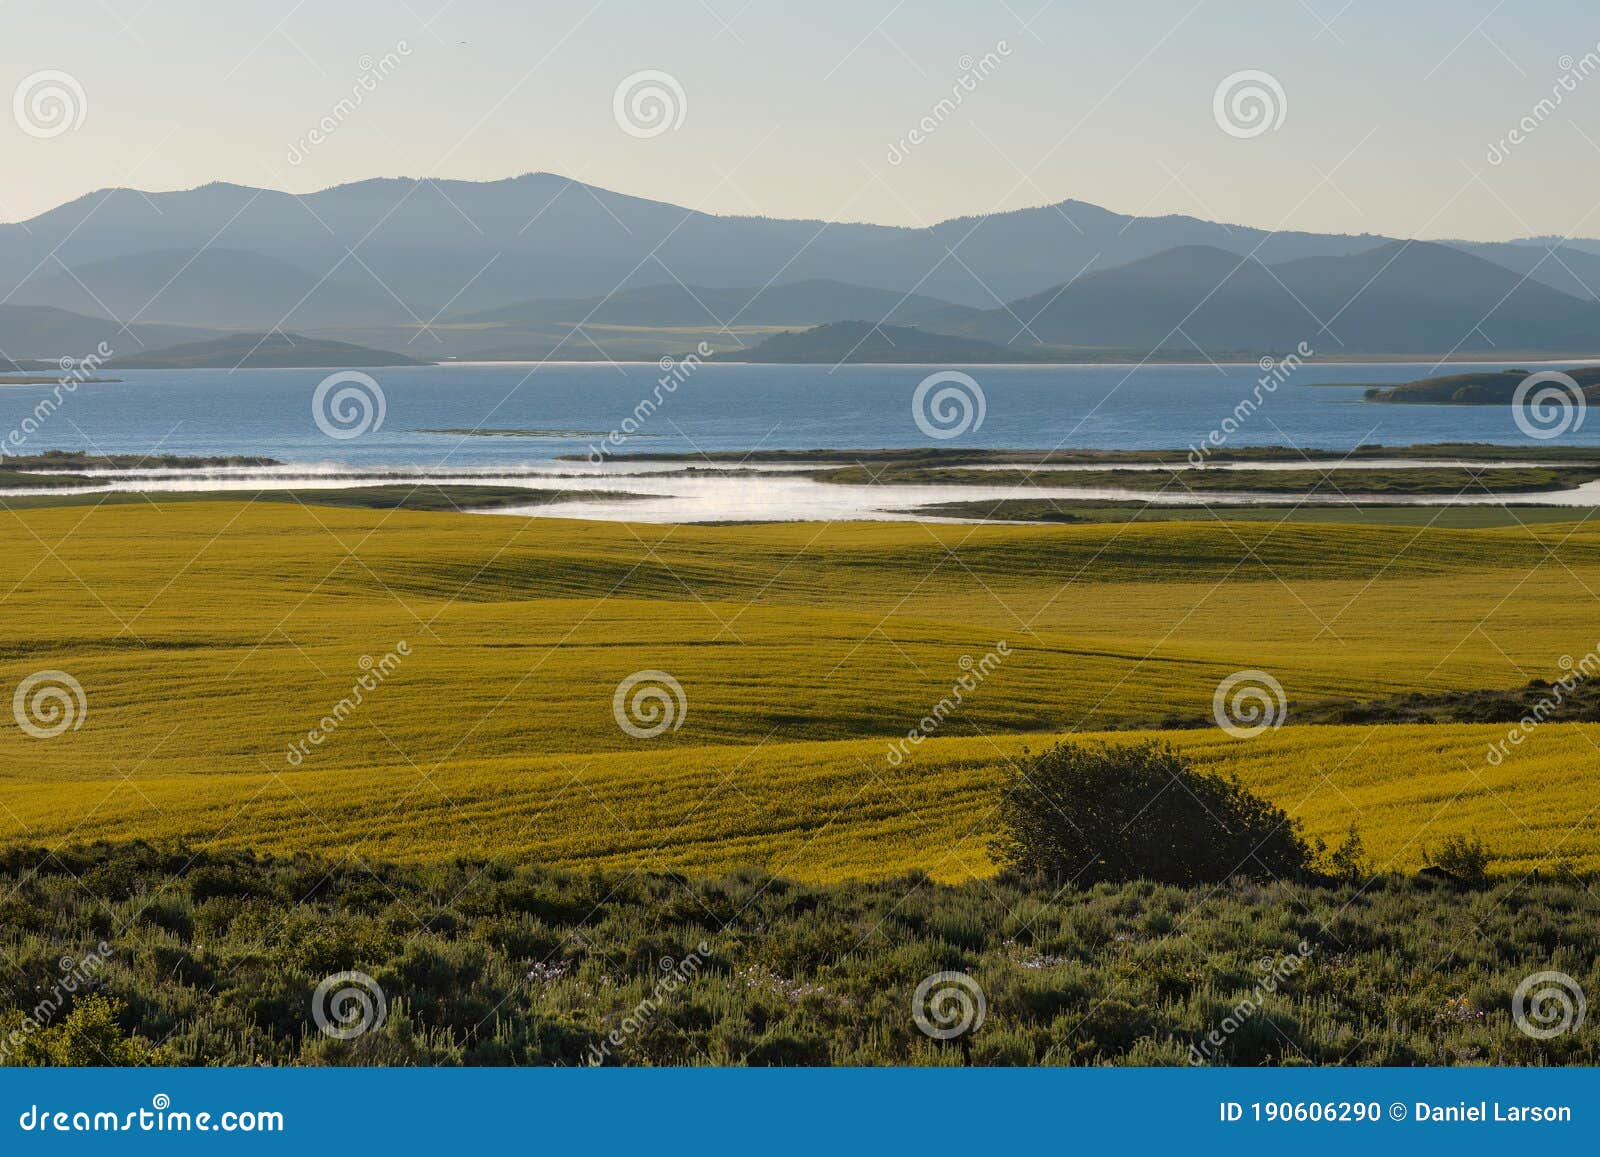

{"left": 5, "top": 461, "right": 1598, "bottom": 523}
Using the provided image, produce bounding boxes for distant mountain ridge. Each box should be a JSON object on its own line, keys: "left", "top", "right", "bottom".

{"left": 0, "top": 173, "right": 1588, "bottom": 313}
{"left": 934, "top": 241, "right": 1600, "bottom": 355}
{"left": 3, "top": 174, "right": 1600, "bottom": 359}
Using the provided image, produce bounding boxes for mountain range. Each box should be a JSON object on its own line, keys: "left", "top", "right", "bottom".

{"left": 924, "top": 241, "right": 1600, "bottom": 355}
{"left": 0, "top": 172, "right": 1597, "bottom": 361}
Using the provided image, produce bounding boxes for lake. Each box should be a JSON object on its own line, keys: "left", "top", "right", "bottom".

{"left": 4, "top": 360, "right": 1596, "bottom": 520}
{"left": 5, "top": 360, "right": 1595, "bottom": 462}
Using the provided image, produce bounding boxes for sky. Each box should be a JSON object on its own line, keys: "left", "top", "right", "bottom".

{"left": 4, "top": 0, "right": 1600, "bottom": 240}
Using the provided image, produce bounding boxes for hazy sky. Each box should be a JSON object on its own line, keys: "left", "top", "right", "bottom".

{"left": 4, "top": 0, "right": 1599, "bottom": 239}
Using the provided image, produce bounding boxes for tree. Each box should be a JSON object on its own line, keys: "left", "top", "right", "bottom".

{"left": 990, "top": 740, "right": 1314, "bottom": 886}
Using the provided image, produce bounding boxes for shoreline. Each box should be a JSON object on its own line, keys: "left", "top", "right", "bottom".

{"left": 322, "top": 354, "right": 1600, "bottom": 369}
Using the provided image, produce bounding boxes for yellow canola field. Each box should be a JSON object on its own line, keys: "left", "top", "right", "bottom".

{"left": 0, "top": 500, "right": 1596, "bottom": 879}
{"left": 1, "top": 725, "right": 1593, "bottom": 881}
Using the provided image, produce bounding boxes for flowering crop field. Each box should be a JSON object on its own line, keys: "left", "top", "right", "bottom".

{"left": 2, "top": 500, "right": 1598, "bottom": 879}
{"left": 1, "top": 724, "right": 1597, "bottom": 880}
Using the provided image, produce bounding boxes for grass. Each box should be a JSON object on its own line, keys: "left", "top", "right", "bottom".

{"left": 2, "top": 842, "right": 1596, "bottom": 1066}
{"left": 818, "top": 464, "right": 1600, "bottom": 494}
{"left": 0, "top": 453, "right": 282, "bottom": 496}
{"left": 5, "top": 500, "right": 1600, "bottom": 880}
{"left": 903, "top": 498, "right": 1600, "bottom": 527}
{"left": 0, "top": 452, "right": 277, "bottom": 471}
{"left": 582, "top": 442, "right": 1600, "bottom": 464}
{"left": 414, "top": 428, "right": 620, "bottom": 438}
{"left": 0, "top": 375, "right": 120, "bottom": 385}
{"left": 245, "top": 486, "right": 645, "bottom": 512}
{"left": 0, "top": 486, "right": 646, "bottom": 514}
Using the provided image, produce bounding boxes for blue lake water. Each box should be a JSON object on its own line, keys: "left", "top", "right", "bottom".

{"left": 3, "top": 360, "right": 1594, "bottom": 467}
{"left": 6, "top": 361, "right": 1598, "bottom": 520}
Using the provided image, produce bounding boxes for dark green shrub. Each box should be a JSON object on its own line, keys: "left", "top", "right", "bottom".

{"left": 0, "top": 840, "right": 1596, "bottom": 1067}
{"left": 1325, "top": 824, "right": 1371, "bottom": 884}
{"left": 1424, "top": 834, "right": 1494, "bottom": 888}
{"left": 990, "top": 740, "right": 1314, "bottom": 886}
{"left": 0, "top": 996, "right": 159, "bottom": 1066}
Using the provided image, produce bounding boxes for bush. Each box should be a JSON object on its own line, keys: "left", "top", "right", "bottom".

{"left": 990, "top": 740, "right": 1314, "bottom": 886}
{"left": 1325, "top": 824, "right": 1371, "bottom": 884}
{"left": 0, "top": 996, "right": 159, "bottom": 1066}
{"left": 1424, "top": 834, "right": 1494, "bottom": 888}
{"left": 0, "top": 841, "right": 1594, "bottom": 1066}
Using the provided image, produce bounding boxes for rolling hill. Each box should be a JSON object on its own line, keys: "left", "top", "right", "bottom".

{"left": 10, "top": 248, "right": 401, "bottom": 329}
{"left": 9, "top": 501, "right": 1600, "bottom": 877}
{"left": 107, "top": 332, "right": 426, "bottom": 369}
{"left": 0, "top": 304, "right": 209, "bottom": 360}
{"left": 937, "top": 242, "right": 1600, "bottom": 355}
{"left": 1364, "top": 364, "right": 1600, "bottom": 404}
{"left": 457, "top": 279, "right": 965, "bottom": 329}
{"left": 710, "top": 321, "right": 1034, "bottom": 363}
{"left": 1448, "top": 239, "right": 1600, "bottom": 302}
